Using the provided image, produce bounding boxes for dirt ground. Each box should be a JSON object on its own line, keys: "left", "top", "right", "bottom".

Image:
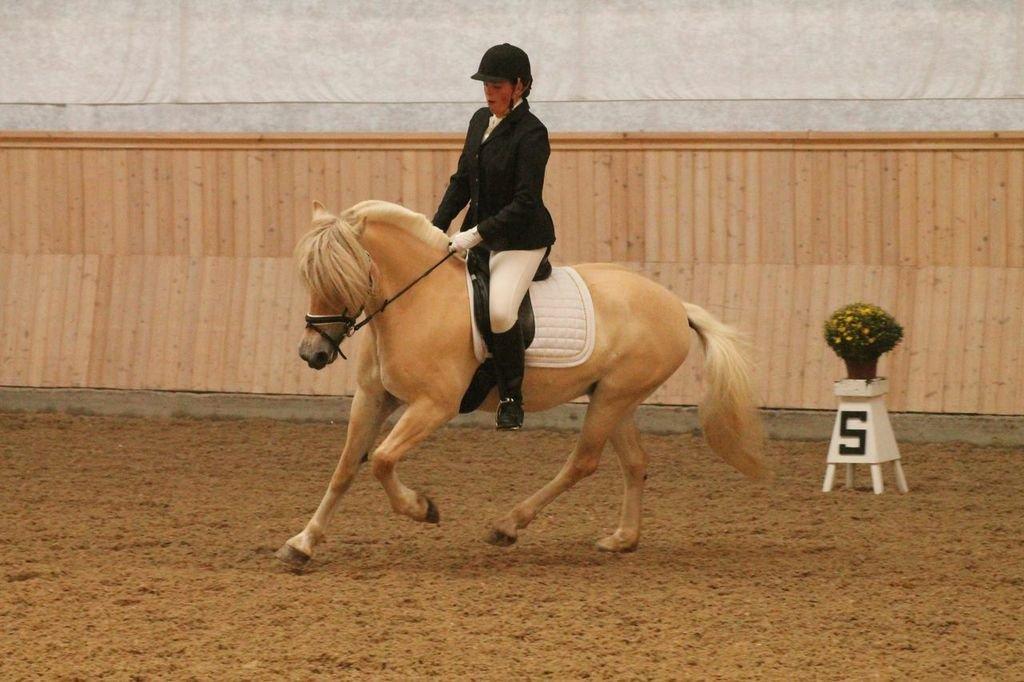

{"left": 1, "top": 412, "right": 1021, "bottom": 680}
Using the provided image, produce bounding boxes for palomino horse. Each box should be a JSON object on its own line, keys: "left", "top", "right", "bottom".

{"left": 276, "top": 200, "right": 768, "bottom": 567}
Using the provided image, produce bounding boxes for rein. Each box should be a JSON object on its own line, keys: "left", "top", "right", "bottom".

{"left": 305, "top": 249, "right": 456, "bottom": 359}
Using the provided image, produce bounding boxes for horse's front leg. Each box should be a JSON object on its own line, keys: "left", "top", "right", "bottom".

{"left": 370, "top": 399, "right": 456, "bottom": 523}
{"left": 276, "top": 387, "right": 400, "bottom": 568}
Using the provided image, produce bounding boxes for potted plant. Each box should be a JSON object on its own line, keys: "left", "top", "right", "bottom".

{"left": 823, "top": 302, "right": 904, "bottom": 380}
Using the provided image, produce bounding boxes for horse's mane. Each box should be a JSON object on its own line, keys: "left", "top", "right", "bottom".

{"left": 343, "top": 200, "right": 450, "bottom": 252}
{"left": 294, "top": 200, "right": 449, "bottom": 313}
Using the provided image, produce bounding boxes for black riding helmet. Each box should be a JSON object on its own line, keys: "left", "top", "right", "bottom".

{"left": 471, "top": 43, "right": 532, "bottom": 96}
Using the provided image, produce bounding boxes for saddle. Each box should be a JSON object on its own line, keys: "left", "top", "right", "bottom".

{"left": 459, "top": 248, "right": 597, "bottom": 413}
{"left": 459, "top": 248, "right": 548, "bottom": 413}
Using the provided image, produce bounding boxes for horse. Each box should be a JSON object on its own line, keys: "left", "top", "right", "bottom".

{"left": 276, "top": 200, "right": 769, "bottom": 567}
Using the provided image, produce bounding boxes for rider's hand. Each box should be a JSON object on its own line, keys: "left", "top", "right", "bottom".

{"left": 449, "top": 227, "right": 483, "bottom": 254}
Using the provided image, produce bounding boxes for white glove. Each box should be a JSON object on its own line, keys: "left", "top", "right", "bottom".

{"left": 449, "top": 227, "right": 483, "bottom": 254}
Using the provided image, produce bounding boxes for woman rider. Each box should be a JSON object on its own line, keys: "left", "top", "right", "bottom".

{"left": 433, "top": 43, "right": 556, "bottom": 431}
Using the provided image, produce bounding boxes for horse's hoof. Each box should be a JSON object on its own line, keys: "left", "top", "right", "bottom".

{"left": 275, "top": 543, "right": 311, "bottom": 569}
{"left": 423, "top": 497, "right": 441, "bottom": 524}
{"left": 485, "top": 528, "right": 517, "bottom": 547}
{"left": 596, "top": 535, "right": 638, "bottom": 553}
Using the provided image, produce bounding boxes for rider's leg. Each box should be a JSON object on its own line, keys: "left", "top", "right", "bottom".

{"left": 487, "top": 247, "right": 547, "bottom": 430}
{"left": 489, "top": 323, "right": 525, "bottom": 430}
{"left": 488, "top": 248, "right": 547, "bottom": 334}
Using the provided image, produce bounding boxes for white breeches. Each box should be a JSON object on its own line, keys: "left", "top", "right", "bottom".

{"left": 488, "top": 247, "right": 548, "bottom": 334}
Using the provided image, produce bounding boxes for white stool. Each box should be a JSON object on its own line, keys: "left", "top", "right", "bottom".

{"left": 822, "top": 378, "right": 908, "bottom": 495}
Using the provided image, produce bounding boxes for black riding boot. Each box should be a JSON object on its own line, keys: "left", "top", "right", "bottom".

{"left": 490, "top": 322, "right": 525, "bottom": 430}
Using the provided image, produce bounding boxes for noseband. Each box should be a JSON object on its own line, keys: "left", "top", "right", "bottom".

{"left": 304, "top": 249, "right": 456, "bottom": 361}
{"left": 304, "top": 312, "right": 360, "bottom": 360}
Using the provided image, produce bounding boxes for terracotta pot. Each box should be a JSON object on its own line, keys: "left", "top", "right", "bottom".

{"left": 844, "top": 357, "right": 878, "bottom": 380}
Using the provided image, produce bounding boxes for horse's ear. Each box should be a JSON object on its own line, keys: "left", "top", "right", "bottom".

{"left": 312, "top": 200, "right": 329, "bottom": 219}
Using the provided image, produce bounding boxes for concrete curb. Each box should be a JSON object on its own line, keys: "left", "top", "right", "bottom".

{"left": 1, "top": 387, "right": 1022, "bottom": 447}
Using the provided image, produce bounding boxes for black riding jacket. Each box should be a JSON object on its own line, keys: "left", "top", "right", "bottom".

{"left": 433, "top": 100, "right": 556, "bottom": 252}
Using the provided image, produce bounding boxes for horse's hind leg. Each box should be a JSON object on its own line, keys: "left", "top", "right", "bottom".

{"left": 596, "top": 414, "right": 648, "bottom": 553}
{"left": 487, "top": 387, "right": 640, "bottom": 547}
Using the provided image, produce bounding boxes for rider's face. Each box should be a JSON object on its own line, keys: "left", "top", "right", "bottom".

{"left": 483, "top": 79, "right": 523, "bottom": 117}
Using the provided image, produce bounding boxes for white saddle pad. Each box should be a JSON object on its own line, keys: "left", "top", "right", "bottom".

{"left": 466, "top": 266, "right": 596, "bottom": 368}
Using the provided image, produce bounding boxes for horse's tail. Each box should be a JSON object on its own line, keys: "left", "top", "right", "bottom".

{"left": 683, "top": 302, "right": 771, "bottom": 481}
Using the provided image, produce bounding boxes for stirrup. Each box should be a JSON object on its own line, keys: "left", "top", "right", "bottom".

{"left": 496, "top": 397, "right": 524, "bottom": 431}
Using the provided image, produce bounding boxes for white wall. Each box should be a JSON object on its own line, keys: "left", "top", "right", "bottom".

{"left": 2, "top": 0, "right": 1022, "bottom": 131}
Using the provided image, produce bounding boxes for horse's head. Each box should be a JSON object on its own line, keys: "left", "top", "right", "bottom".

{"left": 294, "top": 201, "right": 375, "bottom": 369}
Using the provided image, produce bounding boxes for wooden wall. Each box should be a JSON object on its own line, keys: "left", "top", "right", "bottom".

{"left": 1, "top": 132, "right": 1022, "bottom": 415}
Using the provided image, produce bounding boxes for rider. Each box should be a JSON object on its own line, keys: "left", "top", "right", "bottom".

{"left": 433, "top": 43, "right": 556, "bottom": 431}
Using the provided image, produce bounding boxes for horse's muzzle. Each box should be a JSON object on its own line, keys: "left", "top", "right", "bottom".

{"left": 306, "top": 350, "right": 330, "bottom": 370}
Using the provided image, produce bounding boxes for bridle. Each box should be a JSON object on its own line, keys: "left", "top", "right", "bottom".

{"left": 304, "top": 249, "right": 456, "bottom": 360}
{"left": 304, "top": 310, "right": 362, "bottom": 360}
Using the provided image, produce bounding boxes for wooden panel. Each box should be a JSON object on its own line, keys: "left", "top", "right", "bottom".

{"left": 156, "top": 151, "right": 175, "bottom": 256}
{"left": 609, "top": 151, "right": 629, "bottom": 261}
{"left": 708, "top": 151, "right": 728, "bottom": 263}
{"left": 22, "top": 257, "right": 46, "bottom": 385}
{"left": 176, "top": 257, "right": 203, "bottom": 388}
{"left": 141, "top": 150, "right": 159, "bottom": 255}
{"left": 922, "top": 266, "right": 952, "bottom": 413}
{"left": 576, "top": 150, "right": 596, "bottom": 263}
{"left": 693, "top": 151, "right": 711, "bottom": 263}
{"left": 23, "top": 150, "right": 41, "bottom": 255}
{"left": 862, "top": 151, "right": 883, "bottom": 264}
{"left": 897, "top": 152, "right": 917, "bottom": 266}
{"left": 593, "top": 151, "right": 613, "bottom": 262}
{"left": 186, "top": 151, "right": 204, "bottom": 258}
{"left": 1001, "top": 269, "right": 1024, "bottom": 410}
{"left": 562, "top": 151, "right": 581, "bottom": 264}
{"left": 71, "top": 256, "right": 100, "bottom": 387}
{"left": 915, "top": 152, "right": 934, "bottom": 267}
{"left": 543, "top": 151, "right": 565, "bottom": 261}
{"left": 1008, "top": 151, "right": 1024, "bottom": 268}
{"left": 0, "top": 152, "right": 10, "bottom": 253}
{"left": 845, "top": 151, "right": 865, "bottom": 265}
{"left": 978, "top": 267, "right": 1007, "bottom": 415}
{"left": 988, "top": 152, "right": 1008, "bottom": 268}
{"left": 810, "top": 152, "right": 830, "bottom": 265}
{"left": 101, "top": 256, "right": 130, "bottom": 388}
{"left": 85, "top": 255, "right": 115, "bottom": 387}
{"left": 958, "top": 268, "right": 988, "bottom": 412}
{"left": 292, "top": 151, "right": 311, "bottom": 253}
{"left": 969, "top": 152, "right": 989, "bottom": 265}
{"left": 725, "top": 151, "right": 743, "bottom": 263}
{"left": 675, "top": 152, "right": 694, "bottom": 263}
{"left": 801, "top": 265, "right": 832, "bottom": 405}
{"left": 906, "top": 267, "right": 934, "bottom": 409}
{"left": 1, "top": 132, "right": 1022, "bottom": 415}
{"left": 1, "top": 256, "right": 24, "bottom": 384}
{"left": 220, "top": 258, "right": 250, "bottom": 393}
{"left": 932, "top": 152, "right": 953, "bottom": 265}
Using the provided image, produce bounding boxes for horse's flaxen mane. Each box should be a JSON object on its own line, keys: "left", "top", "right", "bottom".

{"left": 294, "top": 200, "right": 448, "bottom": 314}
{"left": 294, "top": 211, "right": 375, "bottom": 314}
{"left": 342, "top": 200, "right": 450, "bottom": 252}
